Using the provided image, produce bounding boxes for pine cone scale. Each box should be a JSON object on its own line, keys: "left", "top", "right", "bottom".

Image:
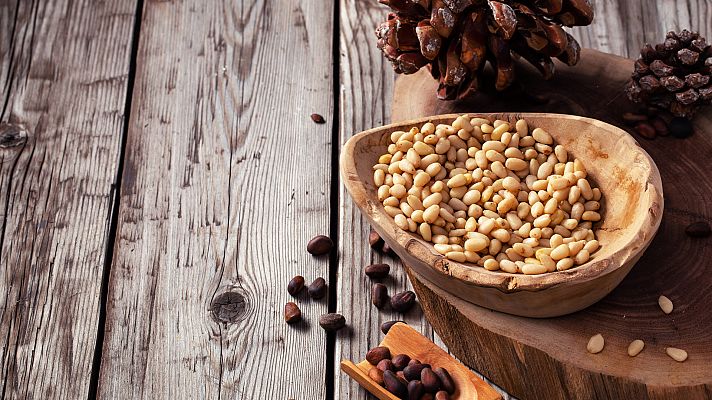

{"left": 374, "top": 0, "right": 592, "bottom": 98}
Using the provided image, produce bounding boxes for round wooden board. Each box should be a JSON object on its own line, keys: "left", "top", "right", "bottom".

{"left": 392, "top": 49, "right": 712, "bottom": 400}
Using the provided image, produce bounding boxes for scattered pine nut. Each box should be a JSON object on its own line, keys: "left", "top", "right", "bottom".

{"left": 587, "top": 334, "right": 605, "bottom": 354}
{"left": 627, "top": 340, "right": 645, "bottom": 357}
{"left": 665, "top": 347, "right": 688, "bottom": 362}
{"left": 658, "top": 295, "right": 673, "bottom": 314}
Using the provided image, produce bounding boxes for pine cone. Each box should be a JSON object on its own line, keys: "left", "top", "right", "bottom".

{"left": 626, "top": 30, "right": 712, "bottom": 118}
{"left": 374, "top": 0, "right": 594, "bottom": 100}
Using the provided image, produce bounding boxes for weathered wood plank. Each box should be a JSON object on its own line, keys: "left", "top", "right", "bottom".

{"left": 572, "top": 0, "right": 708, "bottom": 58}
{"left": 335, "top": 0, "right": 437, "bottom": 397}
{"left": 336, "top": 1, "right": 512, "bottom": 399}
{"left": 98, "top": 1, "right": 335, "bottom": 398}
{"left": 0, "top": 0, "right": 137, "bottom": 398}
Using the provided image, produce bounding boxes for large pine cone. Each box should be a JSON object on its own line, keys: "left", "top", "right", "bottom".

{"left": 626, "top": 30, "right": 712, "bottom": 118}
{"left": 375, "top": 0, "right": 594, "bottom": 100}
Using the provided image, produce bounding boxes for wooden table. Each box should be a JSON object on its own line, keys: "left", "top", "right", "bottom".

{"left": 0, "top": 1, "right": 707, "bottom": 398}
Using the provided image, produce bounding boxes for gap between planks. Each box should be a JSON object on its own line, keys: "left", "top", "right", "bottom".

{"left": 86, "top": 1, "right": 145, "bottom": 399}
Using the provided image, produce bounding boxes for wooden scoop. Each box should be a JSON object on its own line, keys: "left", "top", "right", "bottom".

{"left": 340, "top": 323, "right": 502, "bottom": 400}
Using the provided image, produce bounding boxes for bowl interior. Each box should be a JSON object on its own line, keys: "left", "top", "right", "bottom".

{"left": 342, "top": 113, "right": 663, "bottom": 291}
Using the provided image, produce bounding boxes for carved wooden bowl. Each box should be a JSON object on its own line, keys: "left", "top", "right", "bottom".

{"left": 341, "top": 113, "right": 663, "bottom": 317}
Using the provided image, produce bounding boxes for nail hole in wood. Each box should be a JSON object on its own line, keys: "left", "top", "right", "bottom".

{"left": 0, "top": 123, "right": 29, "bottom": 149}
{"left": 210, "top": 289, "right": 247, "bottom": 324}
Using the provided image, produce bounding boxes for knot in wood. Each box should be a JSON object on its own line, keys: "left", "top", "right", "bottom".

{"left": 0, "top": 123, "right": 29, "bottom": 149}
{"left": 210, "top": 290, "right": 247, "bottom": 324}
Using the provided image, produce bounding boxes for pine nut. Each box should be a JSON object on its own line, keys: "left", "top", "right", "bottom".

{"left": 550, "top": 244, "right": 570, "bottom": 261}
{"left": 446, "top": 251, "right": 467, "bottom": 262}
{"left": 587, "top": 334, "right": 605, "bottom": 354}
{"left": 628, "top": 340, "right": 644, "bottom": 357}
{"left": 568, "top": 240, "right": 585, "bottom": 256}
{"left": 533, "top": 214, "right": 552, "bottom": 228}
{"left": 500, "top": 259, "right": 518, "bottom": 273}
{"left": 584, "top": 201, "right": 600, "bottom": 211}
{"left": 658, "top": 295, "right": 673, "bottom": 314}
{"left": 537, "top": 162, "right": 553, "bottom": 180}
{"left": 556, "top": 258, "right": 574, "bottom": 271}
{"left": 465, "top": 234, "right": 489, "bottom": 252}
{"left": 540, "top": 254, "right": 556, "bottom": 272}
{"left": 574, "top": 249, "right": 590, "bottom": 265}
{"left": 484, "top": 258, "right": 500, "bottom": 271}
{"left": 584, "top": 239, "right": 599, "bottom": 253}
{"left": 513, "top": 243, "right": 534, "bottom": 257}
{"left": 665, "top": 347, "right": 688, "bottom": 362}
{"left": 423, "top": 205, "right": 440, "bottom": 224}
{"left": 520, "top": 136, "right": 535, "bottom": 147}
{"left": 582, "top": 211, "right": 601, "bottom": 222}
{"left": 532, "top": 128, "right": 553, "bottom": 144}
{"left": 419, "top": 223, "right": 432, "bottom": 241}
{"left": 423, "top": 192, "right": 442, "bottom": 208}
{"left": 385, "top": 206, "right": 402, "bottom": 217}
{"left": 394, "top": 214, "right": 408, "bottom": 230}
{"left": 515, "top": 119, "right": 528, "bottom": 135}
{"left": 400, "top": 202, "right": 414, "bottom": 217}
{"left": 375, "top": 116, "right": 603, "bottom": 273}
{"left": 554, "top": 145, "right": 567, "bottom": 163}
{"left": 522, "top": 263, "right": 547, "bottom": 275}
{"left": 578, "top": 178, "right": 593, "bottom": 200}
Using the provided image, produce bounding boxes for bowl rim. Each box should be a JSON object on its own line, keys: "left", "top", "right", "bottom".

{"left": 341, "top": 112, "right": 664, "bottom": 294}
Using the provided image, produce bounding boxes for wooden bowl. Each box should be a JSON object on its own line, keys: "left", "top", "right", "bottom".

{"left": 341, "top": 113, "right": 664, "bottom": 317}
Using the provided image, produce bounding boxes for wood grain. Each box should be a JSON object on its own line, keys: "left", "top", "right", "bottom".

{"left": 390, "top": 49, "right": 712, "bottom": 399}
{"left": 0, "top": 0, "right": 137, "bottom": 398}
{"left": 572, "top": 0, "right": 710, "bottom": 58}
{"left": 97, "top": 0, "right": 335, "bottom": 398}
{"left": 335, "top": 1, "right": 457, "bottom": 399}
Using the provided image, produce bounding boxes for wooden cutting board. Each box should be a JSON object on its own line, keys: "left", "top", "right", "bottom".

{"left": 391, "top": 49, "right": 712, "bottom": 400}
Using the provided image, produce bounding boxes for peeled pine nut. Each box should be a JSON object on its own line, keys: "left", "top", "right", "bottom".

{"left": 522, "top": 263, "right": 547, "bottom": 275}
{"left": 556, "top": 258, "right": 574, "bottom": 271}
{"left": 666, "top": 347, "right": 688, "bottom": 362}
{"left": 628, "top": 340, "right": 644, "bottom": 357}
{"left": 532, "top": 128, "right": 553, "bottom": 144}
{"left": 375, "top": 116, "right": 603, "bottom": 273}
{"left": 587, "top": 334, "right": 605, "bottom": 354}
{"left": 500, "top": 259, "right": 518, "bottom": 273}
{"left": 446, "top": 251, "right": 467, "bottom": 262}
{"left": 574, "top": 249, "right": 590, "bottom": 265}
{"left": 658, "top": 295, "right": 673, "bottom": 314}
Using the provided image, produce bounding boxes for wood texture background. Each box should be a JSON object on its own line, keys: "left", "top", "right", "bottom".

{"left": 97, "top": 0, "right": 335, "bottom": 398}
{"left": 0, "top": 0, "right": 137, "bottom": 398}
{"left": 0, "top": 0, "right": 707, "bottom": 398}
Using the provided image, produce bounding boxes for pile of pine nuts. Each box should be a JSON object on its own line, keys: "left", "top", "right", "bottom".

{"left": 372, "top": 115, "right": 603, "bottom": 274}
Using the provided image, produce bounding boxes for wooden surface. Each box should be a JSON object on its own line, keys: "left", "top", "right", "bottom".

{"left": 0, "top": 0, "right": 137, "bottom": 398}
{"left": 340, "top": 108, "right": 664, "bottom": 317}
{"left": 335, "top": 1, "right": 459, "bottom": 399}
{"left": 390, "top": 51, "right": 712, "bottom": 399}
{"left": 340, "top": 323, "right": 502, "bottom": 400}
{"left": 97, "top": 0, "right": 335, "bottom": 398}
{"left": 0, "top": 0, "right": 707, "bottom": 399}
